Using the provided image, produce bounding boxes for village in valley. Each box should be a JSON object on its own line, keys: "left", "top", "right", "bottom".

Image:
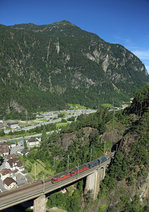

{"left": 0, "top": 136, "right": 42, "bottom": 192}
{"left": 0, "top": 108, "right": 96, "bottom": 193}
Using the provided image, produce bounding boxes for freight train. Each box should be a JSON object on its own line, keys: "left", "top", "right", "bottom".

{"left": 51, "top": 155, "right": 108, "bottom": 183}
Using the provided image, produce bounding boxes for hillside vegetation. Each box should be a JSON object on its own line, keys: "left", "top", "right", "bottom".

{"left": 20, "top": 85, "right": 149, "bottom": 211}
{"left": 100, "top": 85, "right": 149, "bottom": 212}
{"left": 0, "top": 21, "right": 149, "bottom": 119}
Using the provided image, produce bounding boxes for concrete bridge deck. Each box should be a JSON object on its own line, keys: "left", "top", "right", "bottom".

{"left": 0, "top": 156, "right": 112, "bottom": 211}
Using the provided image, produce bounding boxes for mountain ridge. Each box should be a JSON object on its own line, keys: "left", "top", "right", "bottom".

{"left": 0, "top": 20, "right": 148, "bottom": 119}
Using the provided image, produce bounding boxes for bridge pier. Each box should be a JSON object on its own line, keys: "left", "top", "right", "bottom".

{"left": 33, "top": 195, "right": 47, "bottom": 212}
{"left": 84, "top": 166, "right": 106, "bottom": 200}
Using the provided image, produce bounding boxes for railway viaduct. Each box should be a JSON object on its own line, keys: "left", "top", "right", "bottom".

{"left": 0, "top": 154, "right": 113, "bottom": 212}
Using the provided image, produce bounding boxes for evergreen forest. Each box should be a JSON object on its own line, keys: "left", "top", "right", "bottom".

{"left": 19, "top": 85, "right": 149, "bottom": 212}
{"left": 0, "top": 21, "right": 149, "bottom": 119}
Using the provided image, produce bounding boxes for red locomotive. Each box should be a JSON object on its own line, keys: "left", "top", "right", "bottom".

{"left": 51, "top": 155, "right": 108, "bottom": 183}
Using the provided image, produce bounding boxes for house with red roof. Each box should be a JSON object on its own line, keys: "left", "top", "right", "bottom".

{"left": 0, "top": 168, "right": 14, "bottom": 181}
{"left": 3, "top": 177, "right": 17, "bottom": 190}
{"left": 0, "top": 142, "right": 9, "bottom": 156}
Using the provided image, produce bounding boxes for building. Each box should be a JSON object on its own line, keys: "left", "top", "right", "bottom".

{"left": 3, "top": 177, "right": 17, "bottom": 190}
{"left": 6, "top": 120, "right": 19, "bottom": 129}
{"left": 0, "top": 168, "right": 13, "bottom": 181}
{"left": 5, "top": 157, "right": 24, "bottom": 172}
{"left": 8, "top": 142, "right": 17, "bottom": 149}
{"left": 16, "top": 172, "right": 27, "bottom": 186}
{"left": 0, "top": 143, "right": 9, "bottom": 156}
{"left": 5, "top": 154, "right": 18, "bottom": 160}
{"left": 27, "top": 137, "right": 41, "bottom": 148}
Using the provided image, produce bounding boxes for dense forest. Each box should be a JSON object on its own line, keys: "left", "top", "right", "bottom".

{"left": 0, "top": 21, "right": 149, "bottom": 119}
{"left": 19, "top": 85, "right": 149, "bottom": 212}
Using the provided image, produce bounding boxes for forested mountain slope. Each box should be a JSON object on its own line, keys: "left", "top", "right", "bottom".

{"left": 0, "top": 20, "right": 148, "bottom": 119}
{"left": 99, "top": 85, "right": 149, "bottom": 212}
{"left": 20, "top": 85, "right": 149, "bottom": 211}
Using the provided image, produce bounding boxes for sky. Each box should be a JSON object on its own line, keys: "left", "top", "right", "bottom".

{"left": 0, "top": 0, "right": 149, "bottom": 73}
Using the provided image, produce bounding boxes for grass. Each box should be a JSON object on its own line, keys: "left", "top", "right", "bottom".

{"left": 38, "top": 119, "right": 48, "bottom": 122}
{"left": 56, "top": 122, "right": 68, "bottom": 128}
{"left": 18, "top": 121, "right": 37, "bottom": 127}
{"left": 98, "top": 203, "right": 107, "bottom": 212}
{"left": 104, "top": 140, "right": 113, "bottom": 152}
{"left": 101, "top": 103, "right": 113, "bottom": 108}
{"left": 66, "top": 184, "right": 75, "bottom": 194}
{"left": 22, "top": 158, "right": 55, "bottom": 180}
{"left": 67, "top": 103, "right": 87, "bottom": 110}
{"left": 0, "top": 130, "right": 40, "bottom": 141}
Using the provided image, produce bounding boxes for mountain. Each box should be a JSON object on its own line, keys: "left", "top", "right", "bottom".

{"left": 0, "top": 20, "right": 148, "bottom": 119}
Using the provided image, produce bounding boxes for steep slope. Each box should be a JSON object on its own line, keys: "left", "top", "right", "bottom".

{"left": 18, "top": 85, "right": 149, "bottom": 211}
{"left": 0, "top": 21, "right": 148, "bottom": 119}
{"left": 98, "top": 85, "right": 149, "bottom": 212}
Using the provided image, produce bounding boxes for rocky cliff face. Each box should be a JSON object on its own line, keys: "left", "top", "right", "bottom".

{"left": 58, "top": 127, "right": 98, "bottom": 151}
{"left": 138, "top": 172, "right": 149, "bottom": 203}
{"left": 0, "top": 20, "right": 148, "bottom": 118}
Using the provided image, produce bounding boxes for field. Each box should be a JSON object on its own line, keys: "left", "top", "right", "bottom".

{"left": 67, "top": 103, "right": 87, "bottom": 110}
{"left": 19, "top": 157, "right": 55, "bottom": 180}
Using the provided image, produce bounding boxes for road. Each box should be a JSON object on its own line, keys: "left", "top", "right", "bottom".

{"left": 1, "top": 108, "right": 96, "bottom": 143}
{"left": 4, "top": 109, "right": 96, "bottom": 134}
{"left": 0, "top": 130, "right": 56, "bottom": 143}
